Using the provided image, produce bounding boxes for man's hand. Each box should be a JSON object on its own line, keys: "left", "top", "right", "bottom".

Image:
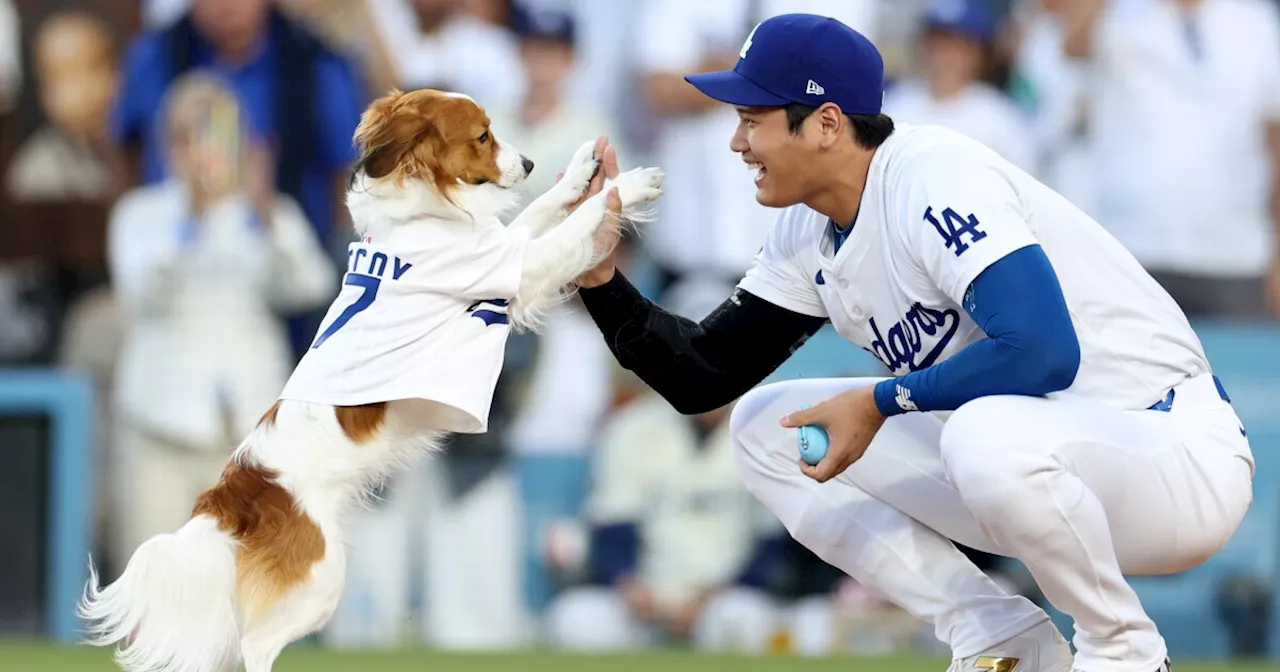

{"left": 780, "top": 386, "right": 886, "bottom": 483}
{"left": 554, "top": 135, "right": 623, "bottom": 288}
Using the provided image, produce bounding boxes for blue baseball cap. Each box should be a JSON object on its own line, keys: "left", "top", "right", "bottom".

{"left": 683, "top": 13, "right": 885, "bottom": 115}
{"left": 510, "top": 4, "right": 576, "bottom": 45}
{"left": 923, "top": 0, "right": 998, "bottom": 43}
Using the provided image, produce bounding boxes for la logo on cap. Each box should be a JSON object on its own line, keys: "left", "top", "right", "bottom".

{"left": 740, "top": 22, "right": 760, "bottom": 59}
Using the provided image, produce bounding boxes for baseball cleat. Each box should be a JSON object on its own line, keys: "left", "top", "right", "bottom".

{"left": 948, "top": 620, "right": 1073, "bottom": 671}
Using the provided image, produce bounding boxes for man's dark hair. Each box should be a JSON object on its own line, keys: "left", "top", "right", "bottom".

{"left": 783, "top": 103, "right": 894, "bottom": 150}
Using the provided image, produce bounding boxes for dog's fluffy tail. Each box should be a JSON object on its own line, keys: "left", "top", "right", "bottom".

{"left": 79, "top": 515, "right": 240, "bottom": 672}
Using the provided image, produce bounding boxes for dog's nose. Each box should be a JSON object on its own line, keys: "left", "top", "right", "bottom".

{"left": 521, "top": 156, "right": 535, "bottom": 175}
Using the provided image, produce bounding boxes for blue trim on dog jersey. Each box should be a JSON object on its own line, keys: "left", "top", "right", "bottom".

{"left": 873, "top": 244, "right": 1081, "bottom": 416}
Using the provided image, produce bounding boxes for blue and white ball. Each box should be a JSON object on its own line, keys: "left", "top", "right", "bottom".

{"left": 796, "top": 405, "right": 829, "bottom": 466}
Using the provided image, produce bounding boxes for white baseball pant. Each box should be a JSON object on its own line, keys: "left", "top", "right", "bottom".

{"left": 730, "top": 373, "right": 1253, "bottom": 672}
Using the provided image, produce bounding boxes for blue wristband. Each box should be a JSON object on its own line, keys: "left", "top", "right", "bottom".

{"left": 873, "top": 379, "right": 906, "bottom": 417}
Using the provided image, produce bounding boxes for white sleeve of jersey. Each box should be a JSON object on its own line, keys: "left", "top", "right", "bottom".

{"left": 399, "top": 224, "right": 529, "bottom": 301}
{"left": 736, "top": 207, "right": 829, "bottom": 318}
{"left": 898, "top": 159, "right": 1039, "bottom": 306}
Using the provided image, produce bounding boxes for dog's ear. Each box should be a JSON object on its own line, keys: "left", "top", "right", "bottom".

{"left": 352, "top": 90, "right": 442, "bottom": 185}
{"left": 395, "top": 121, "right": 445, "bottom": 187}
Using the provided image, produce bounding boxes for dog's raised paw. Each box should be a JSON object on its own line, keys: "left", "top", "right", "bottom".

{"left": 557, "top": 140, "right": 601, "bottom": 201}
{"left": 608, "top": 167, "right": 665, "bottom": 211}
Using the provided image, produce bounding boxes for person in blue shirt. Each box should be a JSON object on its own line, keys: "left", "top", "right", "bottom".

{"left": 111, "top": 0, "right": 366, "bottom": 356}
{"left": 571, "top": 12, "right": 1253, "bottom": 672}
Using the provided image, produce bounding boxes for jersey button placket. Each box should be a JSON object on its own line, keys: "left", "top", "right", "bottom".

{"left": 830, "top": 269, "right": 867, "bottom": 324}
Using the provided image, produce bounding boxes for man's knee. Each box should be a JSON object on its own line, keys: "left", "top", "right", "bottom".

{"left": 693, "top": 587, "right": 779, "bottom": 653}
{"left": 940, "top": 396, "right": 1055, "bottom": 515}
{"left": 729, "top": 381, "right": 802, "bottom": 487}
{"left": 730, "top": 379, "right": 880, "bottom": 478}
{"left": 729, "top": 381, "right": 793, "bottom": 444}
{"left": 543, "top": 587, "right": 645, "bottom": 651}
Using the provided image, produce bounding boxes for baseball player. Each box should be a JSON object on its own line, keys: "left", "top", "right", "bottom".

{"left": 573, "top": 13, "right": 1254, "bottom": 672}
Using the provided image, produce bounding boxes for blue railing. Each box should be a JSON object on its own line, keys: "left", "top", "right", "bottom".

{"left": 0, "top": 368, "right": 95, "bottom": 642}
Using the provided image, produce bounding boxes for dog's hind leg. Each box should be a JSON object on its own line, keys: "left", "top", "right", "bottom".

{"left": 240, "top": 544, "right": 347, "bottom": 672}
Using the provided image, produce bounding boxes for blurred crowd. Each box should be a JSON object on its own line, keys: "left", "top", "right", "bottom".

{"left": 0, "top": 0, "right": 1277, "bottom": 657}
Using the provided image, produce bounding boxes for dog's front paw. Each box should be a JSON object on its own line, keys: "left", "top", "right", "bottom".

{"left": 606, "top": 167, "right": 665, "bottom": 214}
{"left": 553, "top": 140, "right": 601, "bottom": 204}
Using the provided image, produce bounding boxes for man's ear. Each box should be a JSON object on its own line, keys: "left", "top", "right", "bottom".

{"left": 817, "top": 103, "right": 846, "bottom": 149}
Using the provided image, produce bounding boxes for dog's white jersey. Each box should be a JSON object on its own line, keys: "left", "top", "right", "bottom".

{"left": 280, "top": 220, "right": 528, "bottom": 433}
{"left": 739, "top": 123, "right": 1209, "bottom": 411}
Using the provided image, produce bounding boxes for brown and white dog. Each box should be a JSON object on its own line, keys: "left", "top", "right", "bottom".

{"left": 78, "top": 88, "right": 663, "bottom": 672}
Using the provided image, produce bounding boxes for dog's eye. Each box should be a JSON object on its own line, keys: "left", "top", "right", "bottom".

{"left": 478, "top": 130, "right": 490, "bottom": 143}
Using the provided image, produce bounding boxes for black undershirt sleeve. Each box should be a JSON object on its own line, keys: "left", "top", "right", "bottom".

{"left": 577, "top": 271, "right": 828, "bottom": 415}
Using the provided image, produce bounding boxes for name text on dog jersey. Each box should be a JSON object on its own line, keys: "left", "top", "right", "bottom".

{"left": 346, "top": 247, "right": 413, "bottom": 280}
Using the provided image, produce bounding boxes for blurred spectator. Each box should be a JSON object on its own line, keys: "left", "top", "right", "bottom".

{"left": 1065, "top": 0, "right": 1280, "bottom": 318}
{"left": 543, "top": 277, "right": 782, "bottom": 653}
{"left": 504, "top": 295, "right": 615, "bottom": 613}
{"left": 111, "top": 0, "right": 365, "bottom": 353}
{"left": 367, "top": 0, "right": 524, "bottom": 109}
{"left": 544, "top": 391, "right": 782, "bottom": 652}
{"left": 278, "top": 0, "right": 400, "bottom": 96}
{"left": 883, "top": 0, "right": 1035, "bottom": 173}
{"left": 0, "top": 0, "right": 18, "bottom": 114}
{"left": 488, "top": 5, "right": 627, "bottom": 217}
{"left": 503, "top": 225, "right": 638, "bottom": 618}
{"left": 106, "top": 73, "right": 334, "bottom": 571}
{"left": 634, "top": 0, "right": 881, "bottom": 292}
{"left": 514, "top": 0, "right": 649, "bottom": 157}
{"left": 1008, "top": 0, "right": 1097, "bottom": 214}
{"left": 486, "top": 5, "right": 633, "bottom": 617}
{"left": 5, "top": 11, "right": 117, "bottom": 202}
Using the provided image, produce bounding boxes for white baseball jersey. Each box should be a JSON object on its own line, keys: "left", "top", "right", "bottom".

{"left": 279, "top": 221, "right": 528, "bottom": 434}
{"left": 738, "top": 123, "right": 1210, "bottom": 411}
{"left": 586, "top": 395, "right": 779, "bottom": 607}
